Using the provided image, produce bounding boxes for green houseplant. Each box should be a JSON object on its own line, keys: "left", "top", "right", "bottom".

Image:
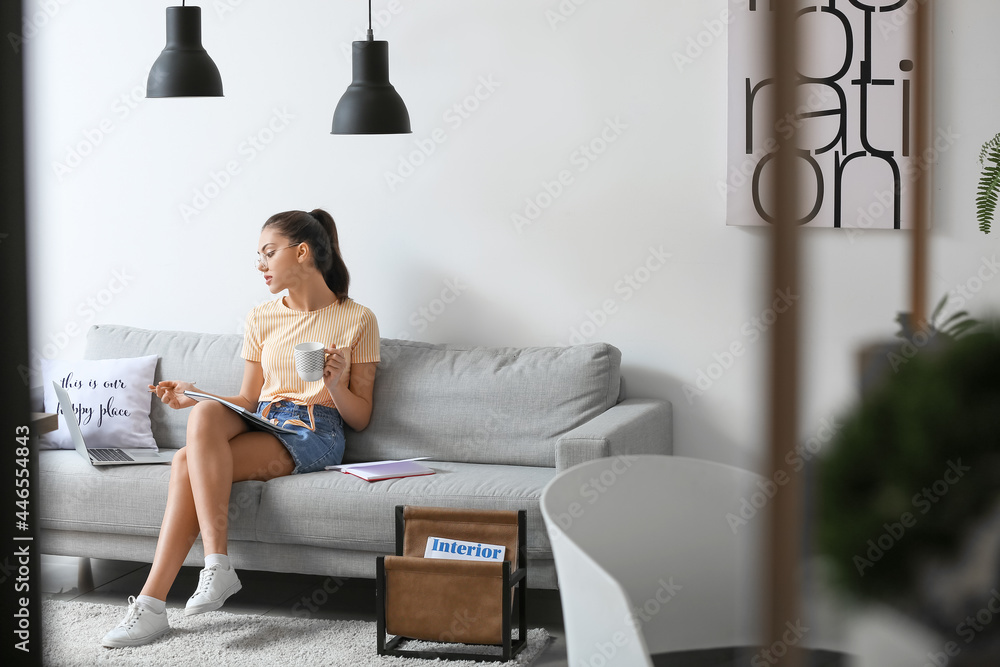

{"left": 977, "top": 132, "right": 1000, "bottom": 233}
{"left": 858, "top": 294, "right": 979, "bottom": 393}
{"left": 895, "top": 293, "right": 980, "bottom": 343}
{"left": 819, "top": 326, "right": 1000, "bottom": 661}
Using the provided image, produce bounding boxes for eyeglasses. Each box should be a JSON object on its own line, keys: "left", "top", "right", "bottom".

{"left": 255, "top": 243, "right": 302, "bottom": 270}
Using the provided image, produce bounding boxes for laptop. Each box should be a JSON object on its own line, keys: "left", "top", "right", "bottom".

{"left": 52, "top": 381, "right": 171, "bottom": 466}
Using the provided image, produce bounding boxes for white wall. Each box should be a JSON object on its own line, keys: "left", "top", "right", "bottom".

{"left": 22, "top": 0, "right": 1000, "bottom": 472}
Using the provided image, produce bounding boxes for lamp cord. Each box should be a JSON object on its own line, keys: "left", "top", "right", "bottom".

{"left": 367, "top": 0, "right": 373, "bottom": 40}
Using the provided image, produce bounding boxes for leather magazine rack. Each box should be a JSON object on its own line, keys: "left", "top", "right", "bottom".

{"left": 376, "top": 505, "right": 528, "bottom": 661}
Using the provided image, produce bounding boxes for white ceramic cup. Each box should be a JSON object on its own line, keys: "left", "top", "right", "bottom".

{"left": 293, "top": 342, "right": 326, "bottom": 382}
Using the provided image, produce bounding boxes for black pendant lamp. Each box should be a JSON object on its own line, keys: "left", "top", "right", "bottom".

{"left": 147, "top": 2, "right": 223, "bottom": 98}
{"left": 332, "top": 0, "right": 411, "bottom": 134}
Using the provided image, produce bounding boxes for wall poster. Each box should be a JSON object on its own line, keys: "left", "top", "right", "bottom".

{"left": 726, "top": 0, "right": 925, "bottom": 229}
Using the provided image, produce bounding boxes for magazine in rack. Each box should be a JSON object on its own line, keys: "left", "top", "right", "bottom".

{"left": 183, "top": 391, "right": 295, "bottom": 436}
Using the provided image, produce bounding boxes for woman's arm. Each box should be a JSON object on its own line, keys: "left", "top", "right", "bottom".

{"left": 323, "top": 347, "right": 376, "bottom": 431}
{"left": 229, "top": 360, "right": 265, "bottom": 410}
{"left": 150, "top": 360, "right": 264, "bottom": 411}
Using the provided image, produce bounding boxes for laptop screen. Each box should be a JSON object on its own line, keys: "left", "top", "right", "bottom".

{"left": 51, "top": 381, "right": 93, "bottom": 458}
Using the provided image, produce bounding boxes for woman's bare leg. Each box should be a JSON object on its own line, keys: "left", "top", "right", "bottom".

{"left": 139, "top": 401, "right": 292, "bottom": 600}
{"left": 139, "top": 447, "right": 199, "bottom": 600}
{"left": 184, "top": 401, "right": 253, "bottom": 555}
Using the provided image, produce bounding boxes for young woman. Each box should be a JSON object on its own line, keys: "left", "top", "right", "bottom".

{"left": 101, "top": 209, "right": 380, "bottom": 647}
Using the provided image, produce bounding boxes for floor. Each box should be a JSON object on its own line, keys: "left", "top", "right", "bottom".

{"left": 42, "top": 556, "right": 850, "bottom": 666}
{"left": 40, "top": 554, "right": 570, "bottom": 665}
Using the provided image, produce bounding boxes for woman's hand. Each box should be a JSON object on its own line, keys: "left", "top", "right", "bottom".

{"left": 148, "top": 381, "right": 197, "bottom": 410}
{"left": 323, "top": 347, "right": 351, "bottom": 393}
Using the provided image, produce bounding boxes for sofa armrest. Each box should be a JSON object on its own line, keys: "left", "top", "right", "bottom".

{"left": 555, "top": 398, "right": 672, "bottom": 471}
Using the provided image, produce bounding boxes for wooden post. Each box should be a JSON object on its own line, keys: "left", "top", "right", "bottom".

{"left": 910, "top": 0, "right": 932, "bottom": 329}
{"left": 767, "top": 1, "right": 802, "bottom": 665}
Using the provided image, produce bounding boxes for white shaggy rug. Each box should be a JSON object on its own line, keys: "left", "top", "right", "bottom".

{"left": 42, "top": 599, "right": 552, "bottom": 666}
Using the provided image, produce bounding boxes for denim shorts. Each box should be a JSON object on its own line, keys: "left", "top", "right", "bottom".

{"left": 255, "top": 400, "right": 345, "bottom": 475}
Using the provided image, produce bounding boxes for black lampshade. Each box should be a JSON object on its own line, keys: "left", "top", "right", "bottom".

{"left": 332, "top": 39, "right": 410, "bottom": 135}
{"left": 147, "top": 6, "right": 223, "bottom": 98}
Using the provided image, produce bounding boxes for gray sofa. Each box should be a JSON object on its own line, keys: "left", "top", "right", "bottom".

{"left": 38, "top": 324, "right": 672, "bottom": 589}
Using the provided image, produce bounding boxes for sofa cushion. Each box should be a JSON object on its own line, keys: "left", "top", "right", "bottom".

{"left": 345, "top": 339, "right": 622, "bottom": 467}
{"left": 40, "top": 355, "right": 159, "bottom": 450}
{"left": 254, "top": 462, "right": 555, "bottom": 558}
{"left": 84, "top": 325, "right": 244, "bottom": 450}
{"left": 38, "top": 450, "right": 263, "bottom": 542}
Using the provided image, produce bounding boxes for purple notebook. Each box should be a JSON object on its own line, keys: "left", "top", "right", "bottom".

{"left": 334, "top": 459, "right": 435, "bottom": 482}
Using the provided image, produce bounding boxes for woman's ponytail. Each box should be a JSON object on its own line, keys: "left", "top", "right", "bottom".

{"left": 261, "top": 208, "right": 350, "bottom": 303}
{"left": 308, "top": 208, "right": 350, "bottom": 303}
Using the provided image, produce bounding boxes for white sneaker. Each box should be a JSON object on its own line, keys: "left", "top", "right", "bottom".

{"left": 184, "top": 564, "right": 242, "bottom": 615}
{"left": 101, "top": 596, "right": 169, "bottom": 648}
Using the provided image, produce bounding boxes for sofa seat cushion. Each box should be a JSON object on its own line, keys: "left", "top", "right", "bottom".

{"left": 38, "top": 451, "right": 263, "bottom": 541}
{"left": 255, "top": 462, "right": 556, "bottom": 558}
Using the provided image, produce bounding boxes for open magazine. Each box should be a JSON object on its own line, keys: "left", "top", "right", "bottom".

{"left": 325, "top": 457, "right": 435, "bottom": 482}
{"left": 183, "top": 391, "right": 295, "bottom": 436}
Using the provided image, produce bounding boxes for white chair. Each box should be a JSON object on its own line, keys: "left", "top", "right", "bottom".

{"left": 540, "top": 455, "right": 767, "bottom": 665}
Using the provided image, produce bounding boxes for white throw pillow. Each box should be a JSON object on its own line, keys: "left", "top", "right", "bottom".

{"left": 40, "top": 356, "right": 159, "bottom": 450}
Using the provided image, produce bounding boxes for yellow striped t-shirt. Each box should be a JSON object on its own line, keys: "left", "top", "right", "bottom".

{"left": 241, "top": 296, "right": 380, "bottom": 408}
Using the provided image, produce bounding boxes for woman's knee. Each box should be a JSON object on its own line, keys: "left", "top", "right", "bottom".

{"left": 186, "top": 401, "right": 235, "bottom": 442}
{"left": 170, "top": 447, "right": 190, "bottom": 479}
